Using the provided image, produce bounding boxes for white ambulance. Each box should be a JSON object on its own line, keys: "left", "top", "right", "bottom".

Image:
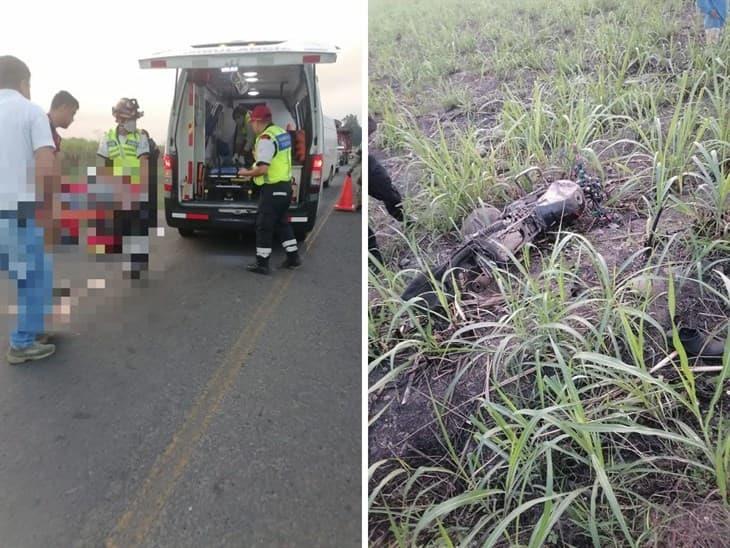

{"left": 138, "top": 40, "right": 338, "bottom": 238}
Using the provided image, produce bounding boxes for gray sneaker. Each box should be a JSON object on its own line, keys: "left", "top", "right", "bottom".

{"left": 6, "top": 342, "right": 56, "bottom": 365}
{"left": 36, "top": 332, "right": 53, "bottom": 344}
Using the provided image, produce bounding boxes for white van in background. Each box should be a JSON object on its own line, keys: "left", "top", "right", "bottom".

{"left": 138, "top": 40, "right": 338, "bottom": 238}
{"left": 322, "top": 115, "right": 339, "bottom": 188}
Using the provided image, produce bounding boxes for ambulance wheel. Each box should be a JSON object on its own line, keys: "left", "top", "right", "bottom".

{"left": 178, "top": 227, "right": 196, "bottom": 238}
{"left": 294, "top": 227, "right": 308, "bottom": 242}
{"left": 323, "top": 167, "right": 333, "bottom": 189}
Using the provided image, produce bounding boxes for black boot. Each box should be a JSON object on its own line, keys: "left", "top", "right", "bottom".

{"left": 247, "top": 256, "right": 271, "bottom": 275}
{"left": 671, "top": 327, "right": 726, "bottom": 361}
{"left": 279, "top": 251, "right": 302, "bottom": 270}
{"left": 130, "top": 254, "right": 149, "bottom": 282}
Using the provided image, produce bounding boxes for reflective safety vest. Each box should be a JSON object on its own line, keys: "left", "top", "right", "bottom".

{"left": 253, "top": 124, "right": 292, "bottom": 186}
{"left": 104, "top": 128, "right": 143, "bottom": 184}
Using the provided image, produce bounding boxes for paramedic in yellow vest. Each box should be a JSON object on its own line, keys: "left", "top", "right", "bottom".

{"left": 236, "top": 104, "right": 301, "bottom": 275}
{"left": 96, "top": 97, "right": 151, "bottom": 280}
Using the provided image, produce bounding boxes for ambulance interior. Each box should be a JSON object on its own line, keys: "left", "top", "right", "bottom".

{"left": 176, "top": 65, "right": 312, "bottom": 205}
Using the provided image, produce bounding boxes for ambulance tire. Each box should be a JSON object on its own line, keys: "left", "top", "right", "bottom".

{"left": 178, "top": 227, "right": 196, "bottom": 238}
{"left": 294, "top": 216, "right": 316, "bottom": 242}
{"left": 323, "top": 166, "right": 334, "bottom": 189}
{"left": 294, "top": 226, "right": 309, "bottom": 242}
{"left": 293, "top": 200, "right": 318, "bottom": 241}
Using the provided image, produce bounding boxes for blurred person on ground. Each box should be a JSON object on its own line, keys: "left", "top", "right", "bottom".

{"left": 697, "top": 0, "right": 726, "bottom": 44}
{"left": 0, "top": 55, "right": 59, "bottom": 364}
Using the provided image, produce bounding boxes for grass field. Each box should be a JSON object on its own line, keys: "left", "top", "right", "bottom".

{"left": 368, "top": 0, "right": 729, "bottom": 546}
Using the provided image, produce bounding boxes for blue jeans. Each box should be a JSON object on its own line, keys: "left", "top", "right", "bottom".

{"left": 0, "top": 212, "right": 53, "bottom": 349}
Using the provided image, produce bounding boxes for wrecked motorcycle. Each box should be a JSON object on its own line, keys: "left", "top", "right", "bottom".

{"left": 402, "top": 176, "right": 600, "bottom": 310}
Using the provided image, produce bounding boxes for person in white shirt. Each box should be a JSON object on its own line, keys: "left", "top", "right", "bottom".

{"left": 0, "top": 56, "right": 58, "bottom": 364}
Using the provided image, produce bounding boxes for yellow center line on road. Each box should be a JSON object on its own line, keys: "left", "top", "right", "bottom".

{"left": 105, "top": 199, "right": 341, "bottom": 548}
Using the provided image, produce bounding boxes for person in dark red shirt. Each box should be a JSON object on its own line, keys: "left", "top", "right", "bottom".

{"left": 48, "top": 91, "right": 79, "bottom": 244}
{"left": 47, "top": 90, "right": 78, "bottom": 152}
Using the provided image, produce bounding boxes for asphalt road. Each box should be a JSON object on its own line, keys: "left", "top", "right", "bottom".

{"left": 0, "top": 170, "right": 362, "bottom": 547}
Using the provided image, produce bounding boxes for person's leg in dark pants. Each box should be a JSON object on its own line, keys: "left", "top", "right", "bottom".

{"left": 130, "top": 178, "right": 155, "bottom": 281}
{"left": 127, "top": 207, "right": 150, "bottom": 281}
{"left": 368, "top": 226, "right": 384, "bottom": 269}
{"left": 271, "top": 183, "right": 301, "bottom": 269}
{"left": 115, "top": 209, "right": 145, "bottom": 280}
{"left": 249, "top": 186, "right": 276, "bottom": 274}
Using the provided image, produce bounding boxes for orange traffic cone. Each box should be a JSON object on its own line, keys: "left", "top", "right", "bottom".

{"left": 335, "top": 174, "right": 358, "bottom": 212}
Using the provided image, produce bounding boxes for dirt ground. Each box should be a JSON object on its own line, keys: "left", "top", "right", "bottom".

{"left": 369, "top": 184, "right": 728, "bottom": 463}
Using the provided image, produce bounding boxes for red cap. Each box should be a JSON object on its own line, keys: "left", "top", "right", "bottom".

{"left": 249, "top": 104, "right": 272, "bottom": 121}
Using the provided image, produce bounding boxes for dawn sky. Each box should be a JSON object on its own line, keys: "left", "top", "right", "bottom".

{"left": 1, "top": 0, "right": 363, "bottom": 142}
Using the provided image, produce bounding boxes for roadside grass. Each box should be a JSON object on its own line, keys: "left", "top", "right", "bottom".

{"left": 368, "top": 0, "right": 730, "bottom": 545}
{"left": 369, "top": 231, "right": 730, "bottom": 546}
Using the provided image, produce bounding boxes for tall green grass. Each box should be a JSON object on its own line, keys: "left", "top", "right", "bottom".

{"left": 370, "top": 233, "right": 729, "bottom": 546}
{"left": 369, "top": 0, "right": 730, "bottom": 545}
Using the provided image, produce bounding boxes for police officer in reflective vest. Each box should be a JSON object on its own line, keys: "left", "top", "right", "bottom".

{"left": 96, "top": 97, "right": 151, "bottom": 280}
{"left": 237, "top": 104, "right": 301, "bottom": 275}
